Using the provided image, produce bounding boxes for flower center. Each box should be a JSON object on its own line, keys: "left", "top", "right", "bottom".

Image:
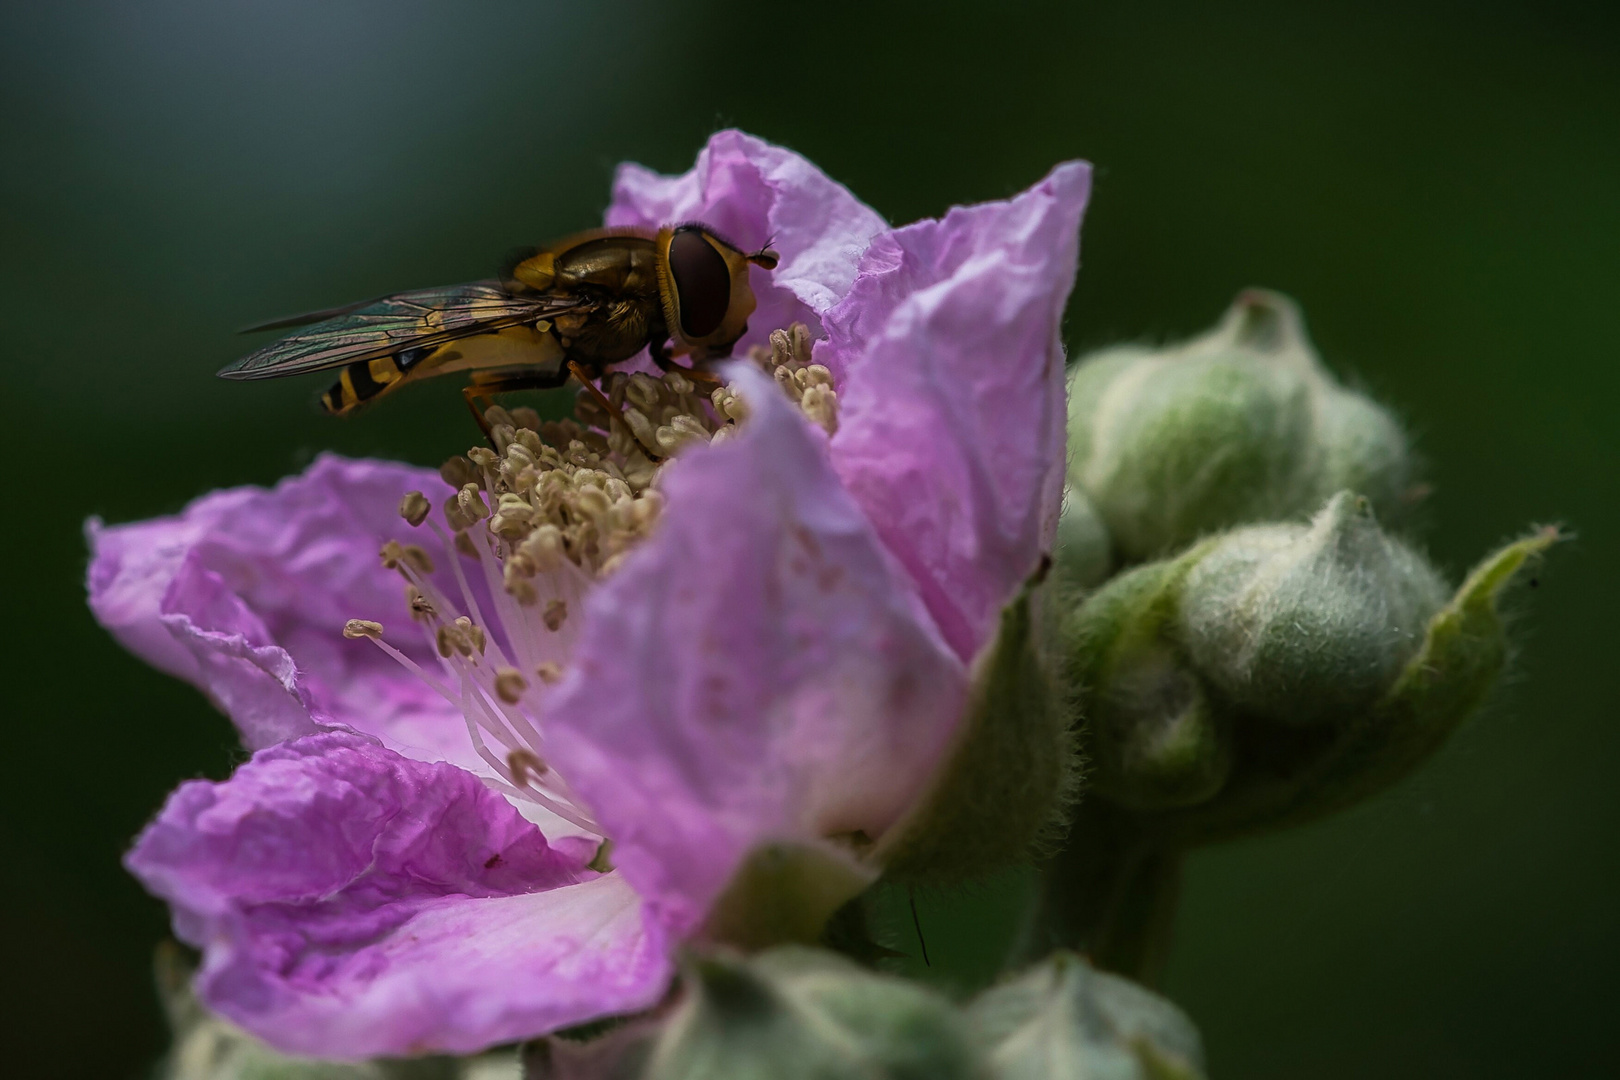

{"left": 343, "top": 326, "right": 836, "bottom": 839}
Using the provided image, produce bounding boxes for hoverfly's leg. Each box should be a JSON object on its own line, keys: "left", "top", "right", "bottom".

{"left": 648, "top": 338, "right": 724, "bottom": 389}
{"left": 462, "top": 368, "right": 574, "bottom": 443}
{"left": 566, "top": 361, "right": 669, "bottom": 464}
{"left": 462, "top": 384, "right": 495, "bottom": 441}
{"left": 566, "top": 361, "right": 628, "bottom": 429}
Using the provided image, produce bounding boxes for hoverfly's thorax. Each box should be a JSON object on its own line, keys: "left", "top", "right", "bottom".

{"left": 508, "top": 250, "right": 557, "bottom": 293}
{"left": 654, "top": 225, "right": 778, "bottom": 357}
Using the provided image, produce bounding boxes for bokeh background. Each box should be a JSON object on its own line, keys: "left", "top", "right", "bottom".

{"left": 4, "top": 1, "right": 1616, "bottom": 1076}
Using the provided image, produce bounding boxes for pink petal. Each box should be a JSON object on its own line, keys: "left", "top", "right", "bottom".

{"left": 87, "top": 455, "right": 472, "bottom": 758}
{"left": 825, "top": 162, "right": 1092, "bottom": 661}
{"left": 607, "top": 129, "right": 888, "bottom": 347}
{"left": 544, "top": 367, "right": 968, "bottom": 937}
{"left": 127, "top": 731, "right": 670, "bottom": 1059}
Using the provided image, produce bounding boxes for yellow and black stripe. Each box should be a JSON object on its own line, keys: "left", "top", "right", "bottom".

{"left": 320, "top": 346, "right": 435, "bottom": 415}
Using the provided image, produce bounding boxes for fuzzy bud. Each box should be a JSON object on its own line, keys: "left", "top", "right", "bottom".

{"left": 1066, "top": 289, "right": 1413, "bottom": 561}
{"left": 970, "top": 951, "right": 1206, "bottom": 1080}
{"left": 1051, "top": 485, "right": 1113, "bottom": 595}
{"left": 1178, "top": 491, "right": 1448, "bottom": 727}
{"left": 1055, "top": 490, "right": 1556, "bottom": 834}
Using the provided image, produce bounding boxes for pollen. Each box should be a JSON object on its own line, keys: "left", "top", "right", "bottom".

{"left": 338, "top": 324, "right": 842, "bottom": 845}
{"left": 750, "top": 324, "right": 839, "bottom": 435}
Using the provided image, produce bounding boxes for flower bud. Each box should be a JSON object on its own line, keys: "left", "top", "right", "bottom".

{"left": 1058, "top": 555, "right": 1231, "bottom": 811}
{"left": 1066, "top": 289, "right": 1413, "bottom": 561}
{"left": 970, "top": 951, "right": 1206, "bottom": 1080}
{"left": 576, "top": 948, "right": 981, "bottom": 1080}
{"left": 1178, "top": 491, "right": 1448, "bottom": 727}
{"left": 1054, "top": 491, "right": 1556, "bottom": 840}
{"left": 1051, "top": 485, "right": 1113, "bottom": 594}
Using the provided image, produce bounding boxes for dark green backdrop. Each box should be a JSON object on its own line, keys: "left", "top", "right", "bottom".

{"left": 3, "top": 2, "right": 1615, "bottom": 1076}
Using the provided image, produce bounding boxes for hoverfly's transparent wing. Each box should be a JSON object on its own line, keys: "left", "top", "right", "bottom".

{"left": 218, "top": 281, "right": 586, "bottom": 380}
{"left": 236, "top": 295, "right": 388, "bottom": 334}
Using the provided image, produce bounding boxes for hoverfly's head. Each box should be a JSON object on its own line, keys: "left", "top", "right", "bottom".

{"left": 655, "top": 224, "right": 779, "bottom": 358}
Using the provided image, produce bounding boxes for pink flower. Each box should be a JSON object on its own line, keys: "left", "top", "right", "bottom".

{"left": 93, "top": 131, "right": 1090, "bottom": 1059}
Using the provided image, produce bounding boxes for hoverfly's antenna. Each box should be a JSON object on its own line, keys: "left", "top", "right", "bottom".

{"left": 748, "top": 234, "right": 780, "bottom": 270}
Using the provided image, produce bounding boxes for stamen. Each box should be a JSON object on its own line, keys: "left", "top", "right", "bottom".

{"left": 508, "top": 748, "right": 547, "bottom": 785}
{"left": 400, "top": 490, "right": 431, "bottom": 527}
{"left": 363, "top": 324, "right": 829, "bottom": 856}
{"left": 495, "top": 667, "right": 528, "bottom": 704}
{"left": 543, "top": 599, "right": 568, "bottom": 632}
{"left": 748, "top": 323, "right": 838, "bottom": 434}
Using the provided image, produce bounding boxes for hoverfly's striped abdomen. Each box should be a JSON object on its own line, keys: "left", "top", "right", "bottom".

{"left": 321, "top": 346, "right": 435, "bottom": 415}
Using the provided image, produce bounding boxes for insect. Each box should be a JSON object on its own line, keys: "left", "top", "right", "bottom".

{"left": 218, "top": 225, "right": 779, "bottom": 430}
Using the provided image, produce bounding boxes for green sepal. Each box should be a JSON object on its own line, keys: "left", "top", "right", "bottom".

{"left": 632, "top": 947, "right": 983, "bottom": 1080}
{"left": 1060, "top": 545, "right": 1232, "bottom": 811}
{"left": 701, "top": 841, "right": 877, "bottom": 953}
{"left": 969, "top": 951, "right": 1206, "bottom": 1080}
{"left": 878, "top": 575, "right": 1079, "bottom": 882}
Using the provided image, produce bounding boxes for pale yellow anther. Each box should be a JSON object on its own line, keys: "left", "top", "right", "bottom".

{"left": 467, "top": 446, "right": 499, "bottom": 471}
{"left": 402, "top": 544, "right": 435, "bottom": 575}
{"left": 441, "top": 456, "right": 479, "bottom": 490}
{"left": 442, "top": 495, "right": 473, "bottom": 532}
{"left": 494, "top": 667, "right": 529, "bottom": 704}
{"left": 505, "top": 577, "right": 537, "bottom": 605}
{"left": 435, "top": 624, "right": 463, "bottom": 658}
{"left": 626, "top": 373, "right": 663, "bottom": 411}
{"left": 508, "top": 748, "right": 548, "bottom": 786}
{"left": 801, "top": 384, "right": 839, "bottom": 435}
{"left": 379, "top": 540, "right": 406, "bottom": 571}
{"left": 405, "top": 585, "right": 436, "bottom": 621}
{"left": 663, "top": 370, "right": 695, "bottom": 396}
{"left": 576, "top": 486, "right": 613, "bottom": 519}
{"left": 510, "top": 406, "right": 542, "bottom": 432}
{"left": 458, "top": 483, "right": 489, "bottom": 521}
{"left": 520, "top": 525, "right": 565, "bottom": 572}
{"left": 483, "top": 405, "right": 516, "bottom": 431}
{"left": 504, "top": 443, "right": 537, "bottom": 471}
{"left": 454, "top": 616, "right": 487, "bottom": 656}
{"left": 623, "top": 407, "right": 657, "bottom": 451}
{"left": 713, "top": 385, "right": 750, "bottom": 422}
{"left": 343, "top": 619, "right": 384, "bottom": 640}
{"left": 399, "top": 491, "right": 431, "bottom": 527}
{"left": 543, "top": 599, "right": 568, "bottom": 632}
{"left": 535, "top": 662, "right": 564, "bottom": 685}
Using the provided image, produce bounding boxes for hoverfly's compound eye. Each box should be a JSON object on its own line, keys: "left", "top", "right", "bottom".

{"left": 668, "top": 227, "right": 732, "bottom": 338}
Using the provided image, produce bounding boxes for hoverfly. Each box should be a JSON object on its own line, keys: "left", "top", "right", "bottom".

{"left": 218, "top": 225, "right": 779, "bottom": 428}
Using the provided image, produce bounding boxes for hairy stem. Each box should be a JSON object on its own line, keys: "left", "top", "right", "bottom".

{"left": 1022, "top": 800, "right": 1184, "bottom": 987}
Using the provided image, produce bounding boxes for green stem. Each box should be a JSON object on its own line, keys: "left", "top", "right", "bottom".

{"left": 1023, "top": 800, "right": 1183, "bottom": 987}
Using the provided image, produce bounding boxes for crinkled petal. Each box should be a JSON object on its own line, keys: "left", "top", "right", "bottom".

{"left": 607, "top": 129, "right": 888, "bottom": 346}
{"left": 545, "top": 366, "right": 968, "bottom": 936}
{"left": 88, "top": 455, "right": 473, "bottom": 758}
{"left": 824, "top": 162, "right": 1092, "bottom": 661}
{"left": 127, "top": 731, "right": 670, "bottom": 1059}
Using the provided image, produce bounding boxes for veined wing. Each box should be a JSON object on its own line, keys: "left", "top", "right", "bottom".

{"left": 218, "top": 281, "right": 587, "bottom": 380}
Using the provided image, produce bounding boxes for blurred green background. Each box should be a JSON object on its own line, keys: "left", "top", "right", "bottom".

{"left": 3, "top": 1, "right": 1615, "bottom": 1076}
